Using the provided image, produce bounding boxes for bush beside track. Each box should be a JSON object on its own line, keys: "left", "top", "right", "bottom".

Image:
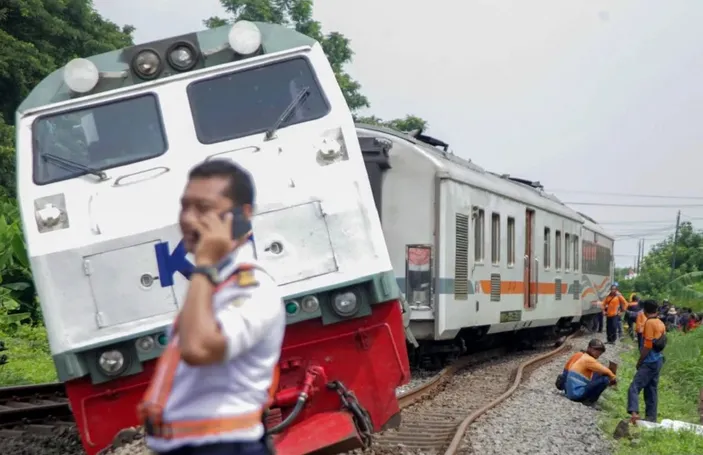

{"left": 0, "top": 323, "right": 56, "bottom": 386}
{"left": 600, "top": 329, "right": 703, "bottom": 455}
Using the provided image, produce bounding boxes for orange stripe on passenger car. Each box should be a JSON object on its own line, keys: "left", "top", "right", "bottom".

{"left": 478, "top": 280, "right": 568, "bottom": 295}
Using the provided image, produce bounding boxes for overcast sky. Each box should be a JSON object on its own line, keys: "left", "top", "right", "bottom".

{"left": 93, "top": 0, "right": 703, "bottom": 267}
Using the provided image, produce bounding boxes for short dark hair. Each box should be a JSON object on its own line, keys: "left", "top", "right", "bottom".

{"left": 643, "top": 300, "right": 658, "bottom": 314}
{"left": 588, "top": 338, "right": 606, "bottom": 352}
{"left": 188, "top": 159, "right": 255, "bottom": 206}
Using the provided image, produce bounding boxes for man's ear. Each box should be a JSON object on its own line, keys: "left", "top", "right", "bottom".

{"left": 242, "top": 204, "right": 253, "bottom": 219}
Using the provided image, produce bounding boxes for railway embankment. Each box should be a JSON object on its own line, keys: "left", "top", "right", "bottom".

{"left": 464, "top": 332, "right": 626, "bottom": 455}
{"left": 599, "top": 329, "right": 703, "bottom": 455}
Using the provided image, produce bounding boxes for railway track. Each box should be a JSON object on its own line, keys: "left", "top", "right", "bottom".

{"left": 0, "top": 382, "right": 73, "bottom": 438}
{"left": 369, "top": 331, "right": 582, "bottom": 454}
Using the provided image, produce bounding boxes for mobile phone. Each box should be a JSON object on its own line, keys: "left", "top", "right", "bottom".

{"left": 226, "top": 206, "right": 252, "bottom": 240}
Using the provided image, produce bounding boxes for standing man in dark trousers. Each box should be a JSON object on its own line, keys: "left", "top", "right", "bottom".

{"left": 602, "top": 285, "right": 628, "bottom": 344}
{"left": 628, "top": 300, "right": 666, "bottom": 423}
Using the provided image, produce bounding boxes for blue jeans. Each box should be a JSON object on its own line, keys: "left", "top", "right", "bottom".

{"left": 616, "top": 315, "right": 623, "bottom": 338}
{"left": 158, "top": 441, "right": 270, "bottom": 455}
{"left": 627, "top": 359, "right": 664, "bottom": 422}
{"left": 574, "top": 372, "right": 610, "bottom": 404}
{"left": 606, "top": 316, "right": 618, "bottom": 342}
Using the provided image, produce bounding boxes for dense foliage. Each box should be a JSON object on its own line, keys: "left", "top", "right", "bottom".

{"left": 616, "top": 222, "right": 703, "bottom": 309}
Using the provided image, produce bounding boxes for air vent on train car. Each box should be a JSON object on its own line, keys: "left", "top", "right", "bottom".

{"left": 490, "top": 274, "right": 501, "bottom": 302}
{"left": 555, "top": 279, "right": 562, "bottom": 301}
{"left": 454, "top": 214, "right": 469, "bottom": 300}
{"left": 501, "top": 175, "right": 544, "bottom": 190}
{"left": 572, "top": 280, "right": 581, "bottom": 299}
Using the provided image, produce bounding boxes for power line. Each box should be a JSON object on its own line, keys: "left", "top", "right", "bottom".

{"left": 565, "top": 202, "right": 703, "bottom": 208}
{"left": 600, "top": 218, "right": 703, "bottom": 225}
{"left": 553, "top": 189, "right": 703, "bottom": 200}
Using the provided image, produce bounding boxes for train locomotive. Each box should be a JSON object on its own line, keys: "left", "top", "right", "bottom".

{"left": 356, "top": 125, "right": 615, "bottom": 366}
{"left": 15, "top": 21, "right": 410, "bottom": 455}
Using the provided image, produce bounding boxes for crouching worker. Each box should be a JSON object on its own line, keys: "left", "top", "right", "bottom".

{"left": 564, "top": 339, "right": 617, "bottom": 405}
{"left": 555, "top": 350, "right": 585, "bottom": 391}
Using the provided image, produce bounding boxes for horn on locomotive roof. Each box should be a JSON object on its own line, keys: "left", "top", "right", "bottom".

{"left": 410, "top": 128, "right": 449, "bottom": 152}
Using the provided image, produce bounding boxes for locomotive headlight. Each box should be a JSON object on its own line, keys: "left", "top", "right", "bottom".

{"left": 301, "top": 296, "right": 320, "bottom": 313}
{"left": 63, "top": 58, "right": 100, "bottom": 93}
{"left": 332, "top": 292, "right": 359, "bottom": 317}
{"left": 167, "top": 42, "right": 199, "bottom": 71}
{"left": 228, "top": 20, "right": 262, "bottom": 55}
{"left": 136, "top": 336, "right": 155, "bottom": 352}
{"left": 97, "top": 350, "right": 127, "bottom": 376}
{"left": 131, "top": 49, "right": 162, "bottom": 79}
{"left": 34, "top": 194, "right": 69, "bottom": 233}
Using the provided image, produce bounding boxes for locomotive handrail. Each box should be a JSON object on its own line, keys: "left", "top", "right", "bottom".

{"left": 113, "top": 166, "right": 170, "bottom": 187}
{"left": 206, "top": 146, "right": 261, "bottom": 161}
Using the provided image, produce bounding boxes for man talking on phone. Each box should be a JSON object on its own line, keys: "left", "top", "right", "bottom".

{"left": 139, "top": 159, "right": 284, "bottom": 455}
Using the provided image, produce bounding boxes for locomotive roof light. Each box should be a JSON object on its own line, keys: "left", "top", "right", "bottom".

{"left": 332, "top": 291, "right": 359, "bottom": 317}
{"left": 97, "top": 349, "right": 127, "bottom": 377}
{"left": 301, "top": 295, "right": 320, "bottom": 313}
{"left": 131, "top": 49, "right": 162, "bottom": 80}
{"left": 166, "top": 41, "right": 199, "bottom": 72}
{"left": 63, "top": 58, "right": 100, "bottom": 93}
{"left": 136, "top": 336, "right": 155, "bottom": 352}
{"left": 228, "top": 20, "right": 262, "bottom": 55}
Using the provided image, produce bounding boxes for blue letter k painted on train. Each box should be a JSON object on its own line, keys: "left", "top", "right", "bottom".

{"left": 154, "top": 240, "right": 194, "bottom": 287}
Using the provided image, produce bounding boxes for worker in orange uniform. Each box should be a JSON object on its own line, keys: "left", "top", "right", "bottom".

{"left": 139, "top": 160, "right": 285, "bottom": 455}
{"left": 635, "top": 305, "right": 646, "bottom": 348}
{"left": 555, "top": 350, "right": 585, "bottom": 391}
{"left": 628, "top": 300, "right": 667, "bottom": 423}
{"left": 564, "top": 339, "right": 617, "bottom": 405}
{"left": 625, "top": 294, "right": 641, "bottom": 339}
{"left": 602, "top": 284, "right": 628, "bottom": 344}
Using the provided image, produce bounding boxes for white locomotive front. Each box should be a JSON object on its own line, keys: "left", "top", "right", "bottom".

{"left": 15, "top": 21, "right": 407, "bottom": 455}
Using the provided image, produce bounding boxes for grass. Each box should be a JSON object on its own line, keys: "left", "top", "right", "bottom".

{"left": 600, "top": 329, "right": 703, "bottom": 454}
{"left": 0, "top": 323, "right": 57, "bottom": 386}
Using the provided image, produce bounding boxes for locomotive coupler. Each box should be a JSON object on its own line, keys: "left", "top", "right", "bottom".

{"left": 327, "top": 380, "right": 373, "bottom": 447}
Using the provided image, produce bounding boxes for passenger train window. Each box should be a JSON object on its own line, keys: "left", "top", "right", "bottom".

{"left": 543, "top": 227, "right": 551, "bottom": 269}
{"left": 491, "top": 213, "right": 500, "bottom": 264}
{"left": 555, "top": 231, "right": 562, "bottom": 270}
{"left": 507, "top": 217, "right": 516, "bottom": 265}
{"left": 565, "top": 233, "right": 571, "bottom": 270}
{"left": 474, "top": 208, "right": 485, "bottom": 262}
{"left": 573, "top": 236, "right": 579, "bottom": 271}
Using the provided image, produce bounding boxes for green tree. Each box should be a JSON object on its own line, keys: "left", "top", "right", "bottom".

{"left": 0, "top": 1, "right": 134, "bottom": 319}
{"left": 630, "top": 222, "right": 703, "bottom": 302}
{"left": 355, "top": 114, "right": 429, "bottom": 133}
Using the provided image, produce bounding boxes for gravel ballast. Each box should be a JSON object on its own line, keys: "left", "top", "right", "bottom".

{"left": 462, "top": 333, "right": 631, "bottom": 455}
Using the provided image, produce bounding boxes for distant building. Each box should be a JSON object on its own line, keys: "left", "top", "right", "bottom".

{"left": 624, "top": 268, "right": 637, "bottom": 280}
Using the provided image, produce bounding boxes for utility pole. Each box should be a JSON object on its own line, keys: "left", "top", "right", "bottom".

{"left": 639, "top": 239, "right": 645, "bottom": 273}
{"left": 636, "top": 238, "right": 642, "bottom": 273}
{"left": 670, "top": 210, "right": 682, "bottom": 282}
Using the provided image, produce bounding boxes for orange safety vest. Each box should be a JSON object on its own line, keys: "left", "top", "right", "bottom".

{"left": 138, "top": 267, "right": 280, "bottom": 440}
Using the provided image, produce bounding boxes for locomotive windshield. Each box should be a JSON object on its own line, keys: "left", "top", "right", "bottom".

{"left": 187, "top": 57, "right": 329, "bottom": 144}
{"left": 32, "top": 94, "right": 167, "bottom": 185}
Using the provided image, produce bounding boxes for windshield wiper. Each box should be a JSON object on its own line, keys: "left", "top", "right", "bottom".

{"left": 41, "top": 153, "right": 109, "bottom": 181}
{"left": 264, "top": 87, "right": 310, "bottom": 141}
